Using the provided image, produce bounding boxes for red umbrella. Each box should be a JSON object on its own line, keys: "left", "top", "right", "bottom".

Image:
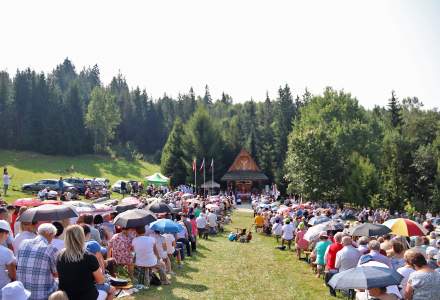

{"left": 41, "top": 200, "right": 62, "bottom": 205}
{"left": 13, "top": 198, "right": 42, "bottom": 207}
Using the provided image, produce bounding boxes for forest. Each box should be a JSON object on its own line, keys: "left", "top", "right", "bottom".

{"left": 0, "top": 58, "right": 439, "bottom": 212}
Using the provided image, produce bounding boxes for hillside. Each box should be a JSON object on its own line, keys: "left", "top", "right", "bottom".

{"left": 0, "top": 150, "right": 159, "bottom": 202}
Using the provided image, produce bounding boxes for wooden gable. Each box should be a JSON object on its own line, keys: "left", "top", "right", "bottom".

{"left": 228, "top": 149, "right": 261, "bottom": 172}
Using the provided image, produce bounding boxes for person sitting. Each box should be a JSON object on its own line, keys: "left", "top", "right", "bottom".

{"left": 405, "top": 251, "right": 440, "bottom": 300}
{"left": 108, "top": 227, "right": 134, "bottom": 279}
{"left": 57, "top": 225, "right": 112, "bottom": 300}
{"left": 366, "top": 287, "right": 399, "bottom": 300}
{"left": 359, "top": 240, "right": 391, "bottom": 268}
{"left": 17, "top": 223, "right": 58, "bottom": 300}
{"left": 0, "top": 220, "right": 16, "bottom": 297}
{"left": 13, "top": 221, "right": 37, "bottom": 256}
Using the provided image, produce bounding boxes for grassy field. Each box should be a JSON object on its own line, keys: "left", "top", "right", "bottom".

{"left": 0, "top": 150, "right": 159, "bottom": 203}
{"left": 132, "top": 209, "right": 336, "bottom": 300}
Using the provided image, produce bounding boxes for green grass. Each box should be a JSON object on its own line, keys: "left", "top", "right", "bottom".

{"left": 131, "top": 209, "right": 337, "bottom": 300}
{"left": 0, "top": 150, "right": 159, "bottom": 202}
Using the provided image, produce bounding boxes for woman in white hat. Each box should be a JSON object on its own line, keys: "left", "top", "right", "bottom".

{"left": 0, "top": 220, "right": 16, "bottom": 299}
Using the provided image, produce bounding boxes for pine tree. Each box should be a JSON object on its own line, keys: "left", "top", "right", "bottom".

{"left": 161, "top": 118, "right": 187, "bottom": 186}
{"left": 203, "top": 84, "right": 212, "bottom": 106}
{"left": 388, "top": 90, "right": 402, "bottom": 128}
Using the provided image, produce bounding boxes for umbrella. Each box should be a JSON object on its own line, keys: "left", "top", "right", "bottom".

{"left": 149, "top": 219, "right": 184, "bottom": 233}
{"left": 13, "top": 198, "right": 42, "bottom": 207}
{"left": 383, "top": 218, "right": 427, "bottom": 236}
{"left": 115, "top": 203, "right": 137, "bottom": 213}
{"left": 328, "top": 266, "right": 403, "bottom": 289}
{"left": 304, "top": 223, "right": 328, "bottom": 242}
{"left": 308, "top": 215, "right": 331, "bottom": 226}
{"left": 147, "top": 201, "right": 173, "bottom": 214}
{"left": 326, "top": 220, "right": 345, "bottom": 231}
{"left": 350, "top": 223, "right": 391, "bottom": 237}
{"left": 206, "top": 203, "right": 219, "bottom": 210}
{"left": 41, "top": 200, "right": 62, "bottom": 205}
{"left": 121, "top": 197, "right": 141, "bottom": 206}
{"left": 17, "top": 204, "right": 79, "bottom": 222}
{"left": 114, "top": 209, "right": 157, "bottom": 228}
{"left": 259, "top": 203, "right": 270, "bottom": 209}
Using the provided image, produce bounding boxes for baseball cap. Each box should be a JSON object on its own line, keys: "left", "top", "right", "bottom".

{"left": 0, "top": 220, "right": 10, "bottom": 233}
{"left": 86, "top": 240, "right": 107, "bottom": 255}
{"left": 2, "top": 281, "right": 31, "bottom": 300}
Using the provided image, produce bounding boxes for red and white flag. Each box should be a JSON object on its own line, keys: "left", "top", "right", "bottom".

{"left": 199, "top": 158, "right": 205, "bottom": 172}
{"left": 192, "top": 158, "right": 196, "bottom": 172}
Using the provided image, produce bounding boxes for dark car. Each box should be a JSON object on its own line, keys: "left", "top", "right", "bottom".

{"left": 22, "top": 179, "right": 76, "bottom": 192}
{"left": 64, "top": 178, "right": 88, "bottom": 194}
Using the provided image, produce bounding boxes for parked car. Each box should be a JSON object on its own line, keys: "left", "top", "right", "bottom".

{"left": 111, "top": 180, "right": 138, "bottom": 193}
{"left": 22, "top": 179, "right": 76, "bottom": 192}
{"left": 64, "top": 178, "right": 88, "bottom": 194}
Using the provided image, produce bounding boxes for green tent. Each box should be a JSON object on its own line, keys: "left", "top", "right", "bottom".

{"left": 145, "top": 172, "right": 169, "bottom": 186}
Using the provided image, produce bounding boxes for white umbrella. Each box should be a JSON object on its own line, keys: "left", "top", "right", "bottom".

{"left": 304, "top": 223, "right": 328, "bottom": 242}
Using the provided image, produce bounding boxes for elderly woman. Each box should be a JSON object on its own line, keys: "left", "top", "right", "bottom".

{"left": 405, "top": 251, "right": 440, "bottom": 300}
{"left": 108, "top": 227, "right": 134, "bottom": 278}
{"left": 57, "top": 225, "right": 106, "bottom": 300}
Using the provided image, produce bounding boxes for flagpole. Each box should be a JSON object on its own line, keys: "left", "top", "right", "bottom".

{"left": 203, "top": 157, "right": 206, "bottom": 198}
{"left": 211, "top": 158, "right": 214, "bottom": 196}
{"left": 194, "top": 159, "right": 197, "bottom": 195}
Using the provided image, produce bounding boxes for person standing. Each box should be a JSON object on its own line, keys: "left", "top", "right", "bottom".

{"left": 281, "top": 219, "right": 295, "bottom": 250}
{"left": 2, "top": 169, "right": 11, "bottom": 197}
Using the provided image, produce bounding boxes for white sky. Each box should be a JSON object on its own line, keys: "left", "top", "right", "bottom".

{"left": 1, "top": 0, "right": 439, "bottom": 108}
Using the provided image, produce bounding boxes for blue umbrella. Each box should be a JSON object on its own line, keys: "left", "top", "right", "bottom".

{"left": 328, "top": 266, "right": 403, "bottom": 289}
{"left": 308, "top": 215, "right": 331, "bottom": 226}
{"left": 149, "top": 219, "right": 184, "bottom": 233}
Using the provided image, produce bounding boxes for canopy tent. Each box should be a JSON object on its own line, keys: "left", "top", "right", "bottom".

{"left": 200, "top": 180, "right": 220, "bottom": 189}
{"left": 145, "top": 172, "right": 169, "bottom": 186}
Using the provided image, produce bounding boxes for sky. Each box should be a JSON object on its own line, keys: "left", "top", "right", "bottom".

{"left": 0, "top": 0, "right": 439, "bottom": 108}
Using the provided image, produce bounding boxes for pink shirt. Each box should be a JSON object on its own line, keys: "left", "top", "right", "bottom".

{"left": 190, "top": 219, "right": 198, "bottom": 236}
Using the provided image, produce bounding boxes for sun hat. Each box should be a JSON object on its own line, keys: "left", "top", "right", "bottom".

{"left": 1, "top": 281, "right": 31, "bottom": 300}
{"left": 0, "top": 220, "right": 10, "bottom": 232}
{"left": 86, "top": 240, "right": 107, "bottom": 255}
{"left": 319, "top": 231, "right": 328, "bottom": 238}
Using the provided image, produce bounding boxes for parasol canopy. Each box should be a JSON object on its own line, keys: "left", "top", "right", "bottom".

{"left": 114, "top": 209, "right": 157, "bottom": 228}
{"left": 328, "top": 266, "right": 403, "bottom": 289}
{"left": 145, "top": 173, "right": 169, "bottom": 186}
{"left": 350, "top": 223, "right": 391, "bottom": 237}
{"left": 382, "top": 218, "right": 427, "bottom": 236}
{"left": 149, "top": 219, "right": 184, "bottom": 233}
{"left": 17, "top": 204, "right": 78, "bottom": 222}
{"left": 13, "top": 198, "right": 42, "bottom": 207}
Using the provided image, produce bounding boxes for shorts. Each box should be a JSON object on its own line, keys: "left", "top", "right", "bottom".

{"left": 96, "top": 283, "right": 111, "bottom": 293}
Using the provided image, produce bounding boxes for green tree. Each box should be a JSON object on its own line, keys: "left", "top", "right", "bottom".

{"left": 161, "top": 118, "right": 187, "bottom": 186}
{"left": 85, "top": 87, "right": 121, "bottom": 153}
{"left": 388, "top": 90, "right": 402, "bottom": 128}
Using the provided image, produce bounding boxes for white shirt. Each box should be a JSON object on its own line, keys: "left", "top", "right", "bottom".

{"left": 0, "top": 245, "right": 15, "bottom": 292}
{"left": 397, "top": 266, "right": 415, "bottom": 295}
{"left": 281, "top": 223, "right": 295, "bottom": 240}
{"left": 335, "top": 245, "right": 361, "bottom": 271}
{"left": 207, "top": 213, "right": 217, "bottom": 227}
{"left": 2, "top": 175, "right": 10, "bottom": 185}
{"left": 153, "top": 234, "right": 168, "bottom": 259}
{"left": 12, "top": 231, "right": 36, "bottom": 255}
{"left": 132, "top": 236, "right": 157, "bottom": 267}
{"left": 196, "top": 216, "right": 207, "bottom": 229}
{"left": 272, "top": 223, "right": 283, "bottom": 236}
{"left": 163, "top": 234, "right": 175, "bottom": 254}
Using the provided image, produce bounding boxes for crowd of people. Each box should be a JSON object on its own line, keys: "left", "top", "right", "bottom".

{"left": 0, "top": 188, "right": 234, "bottom": 300}
{"left": 252, "top": 196, "right": 440, "bottom": 300}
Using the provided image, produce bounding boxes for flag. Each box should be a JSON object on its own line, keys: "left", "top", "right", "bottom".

{"left": 209, "top": 158, "right": 214, "bottom": 169}
{"left": 199, "top": 158, "right": 205, "bottom": 172}
{"left": 192, "top": 158, "right": 196, "bottom": 172}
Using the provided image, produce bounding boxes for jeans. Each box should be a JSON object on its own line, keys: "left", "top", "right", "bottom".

{"left": 177, "top": 238, "right": 191, "bottom": 257}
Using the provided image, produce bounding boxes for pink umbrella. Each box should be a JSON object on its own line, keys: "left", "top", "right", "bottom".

{"left": 121, "top": 197, "right": 140, "bottom": 206}
{"left": 14, "top": 198, "right": 42, "bottom": 207}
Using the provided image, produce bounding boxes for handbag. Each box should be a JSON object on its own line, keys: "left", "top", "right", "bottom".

{"left": 108, "top": 276, "right": 129, "bottom": 287}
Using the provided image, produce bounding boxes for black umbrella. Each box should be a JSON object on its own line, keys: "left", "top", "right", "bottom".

{"left": 329, "top": 266, "right": 403, "bottom": 289}
{"left": 350, "top": 223, "right": 391, "bottom": 237}
{"left": 308, "top": 216, "right": 331, "bottom": 226}
{"left": 147, "top": 201, "right": 173, "bottom": 214}
{"left": 114, "top": 209, "right": 156, "bottom": 228}
{"left": 17, "top": 204, "right": 79, "bottom": 222}
{"left": 115, "top": 203, "right": 137, "bottom": 213}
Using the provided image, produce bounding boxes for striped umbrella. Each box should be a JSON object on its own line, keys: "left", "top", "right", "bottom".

{"left": 382, "top": 218, "right": 427, "bottom": 237}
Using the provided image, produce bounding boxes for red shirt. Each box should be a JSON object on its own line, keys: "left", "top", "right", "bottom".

{"left": 326, "top": 242, "right": 343, "bottom": 270}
